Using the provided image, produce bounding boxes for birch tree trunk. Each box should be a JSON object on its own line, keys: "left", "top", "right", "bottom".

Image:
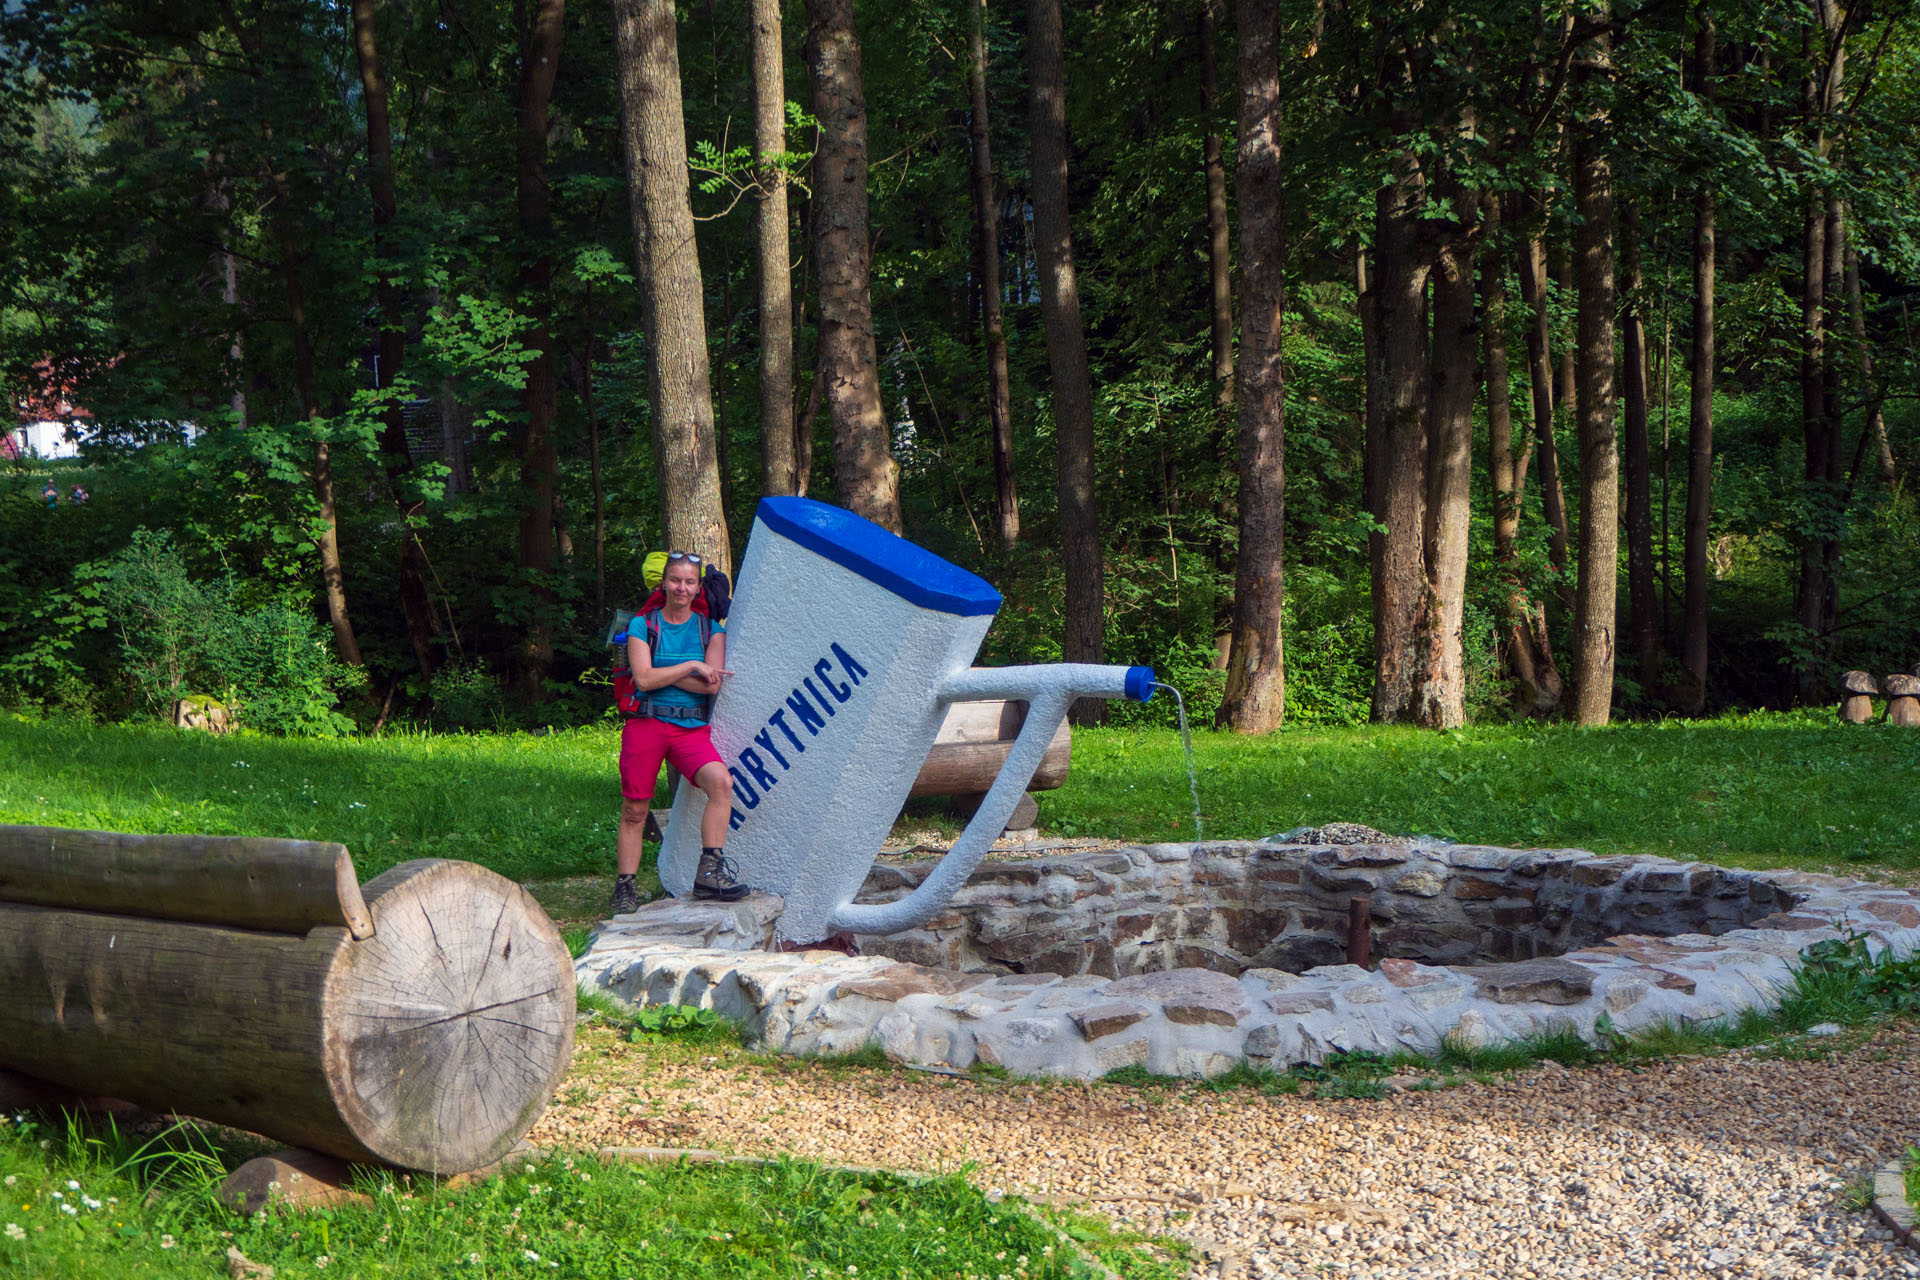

{"left": 613, "top": 0, "right": 733, "bottom": 572}
{"left": 1028, "top": 0, "right": 1106, "bottom": 721}
{"left": 753, "top": 0, "right": 797, "bottom": 499}
{"left": 1418, "top": 203, "right": 1476, "bottom": 728}
{"left": 1216, "top": 0, "right": 1284, "bottom": 733}
{"left": 967, "top": 0, "right": 1018, "bottom": 549}
{"left": 806, "top": 0, "right": 902, "bottom": 532}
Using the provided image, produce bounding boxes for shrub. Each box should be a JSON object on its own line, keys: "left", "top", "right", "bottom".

{"left": 429, "top": 659, "right": 506, "bottom": 731}
{"left": 95, "top": 529, "right": 362, "bottom": 734}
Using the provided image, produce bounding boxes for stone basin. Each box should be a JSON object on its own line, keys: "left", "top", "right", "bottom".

{"left": 574, "top": 839, "right": 1920, "bottom": 1080}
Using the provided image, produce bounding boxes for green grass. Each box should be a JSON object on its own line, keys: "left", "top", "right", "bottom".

{"left": 1054, "top": 712, "right": 1920, "bottom": 873}
{"left": 0, "top": 1108, "right": 1182, "bottom": 1280}
{"left": 1904, "top": 1145, "right": 1918, "bottom": 1209}
{"left": 4, "top": 712, "right": 1916, "bottom": 900}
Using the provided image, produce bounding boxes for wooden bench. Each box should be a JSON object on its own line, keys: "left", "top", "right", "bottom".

{"left": 909, "top": 694, "right": 1070, "bottom": 832}
{"left": 0, "top": 825, "right": 573, "bottom": 1174}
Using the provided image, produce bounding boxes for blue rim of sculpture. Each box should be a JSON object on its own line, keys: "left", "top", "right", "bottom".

{"left": 755, "top": 496, "right": 1003, "bottom": 617}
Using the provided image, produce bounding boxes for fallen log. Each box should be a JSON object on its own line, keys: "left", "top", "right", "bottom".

{"left": 908, "top": 699, "right": 1070, "bottom": 798}
{"left": 0, "top": 828, "right": 573, "bottom": 1174}
{"left": 0, "top": 824, "right": 373, "bottom": 937}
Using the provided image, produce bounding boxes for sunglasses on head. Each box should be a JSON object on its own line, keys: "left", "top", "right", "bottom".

{"left": 666, "top": 551, "right": 703, "bottom": 565}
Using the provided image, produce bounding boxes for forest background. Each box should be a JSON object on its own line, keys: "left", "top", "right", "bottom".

{"left": 2, "top": 0, "right": 1916, "bottom": 738}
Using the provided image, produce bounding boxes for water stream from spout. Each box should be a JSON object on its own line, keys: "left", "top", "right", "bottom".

{"left": 1151, "top": 682, "right": 1203, "bottom": 841}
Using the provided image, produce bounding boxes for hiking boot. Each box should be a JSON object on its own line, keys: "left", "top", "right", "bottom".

{"left": 693, "top": 848, "right": 749, "bottom": 902}
{"left": 610, "top": 873, "right": 641, "bottom": 916}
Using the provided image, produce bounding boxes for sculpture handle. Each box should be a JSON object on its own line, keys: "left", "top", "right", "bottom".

{"left": 827, "top": 664, "right": 1153, "bottom": 935}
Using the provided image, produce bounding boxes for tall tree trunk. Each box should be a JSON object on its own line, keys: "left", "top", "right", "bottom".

{"left": 1570, "top": 31, "right": 1618, "bottom": 727}
{"left": 1028, "top": 0, "right": 1106, "bottom": 721}
{"left": 1199, "top": 0, "right": 1233, "bottom": 407}
{"left": 1483, "top": 203, "right": 1562, "bottom": 713}
{"left": 1791, "top": 6, "right": 1846, "bottom": 702}
{"left": 805, "top": 0, "right": 902, "bottom": 532}
{"left": 1216, "top": 0, "right": 1284, "bottom": 733}
{"left": 1516, "top": 228, "right": 1572, "bottom": 588}
{"left": 1844, "top": 235, "right": 1895, "bottom": 485}
{"left": 1551, "top": 232, "right": 1577, "bottom": 430}
{"left": 1365, "top": 156, "right": 1431, "bottom": 724}
{"left": 206, "top": 177, "right": 247, "bottom": 427}
{"left": 752, "top": 0, "right": 797, "bottom": 499}
{"left": 351, "top": 0, "right": 439, "bottom": 682}
{"left": 967, "top": 0, "right": 1018, "bottom": 549}
{"left": 1418, "top": 199, "right": 1476, "bottom": 729}
{"left": 1679, "top": 4, "right": 1715, "bottom": 715}
{"left": 792, "top": 186, "right": 817, "bottom": 494}
{"left": 613, "top": 0, "right": 733, "bottom": 572}
{"left": 1792, "top": 194, "right": 1829, "bottom": 700}
{"left": 512, "top": 0, "right": 565, "bottom": 697}
{"left": 1621, "top": 199, "right": 1660, "bottom": 695}
{"left": 216, "top": 4, "right": 361, "bottom": 670}
{"left": 276, "top": 221, "right": 363, "bottom": 669}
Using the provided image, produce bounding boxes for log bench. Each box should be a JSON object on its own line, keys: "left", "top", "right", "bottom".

{"left": 0, "top": 825, "right": 573, "bottom": 1174}
{"left": 908, "top": 694, "right": 1071, "bottom": 833}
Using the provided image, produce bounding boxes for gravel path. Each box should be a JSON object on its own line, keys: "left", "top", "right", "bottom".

{"left": 529, "top": 1020, "right": 1920, "bottom": 1279}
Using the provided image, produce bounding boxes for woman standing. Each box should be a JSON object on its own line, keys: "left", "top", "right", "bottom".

{"left": 611, "top": 552, "right": 749, "bottom": 913}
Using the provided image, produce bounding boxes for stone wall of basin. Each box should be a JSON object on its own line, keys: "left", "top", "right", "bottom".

{"left": 573, "top": 841, "right": 1920, "bottom": 1081}
{"left": 853, "top": 841, "right": 1807, "bottom": 976}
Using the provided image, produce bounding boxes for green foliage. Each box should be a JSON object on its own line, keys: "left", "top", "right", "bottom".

{"left": 5, "top": 0, "right": 1919, "bottom": 731}
{"left": 1790, "top": 933, "right": 1920, "bottom": 1020}
{"left": 625, "top": 1003, "right": 740, "bottom": 1045}
{"left": 94, "top": 529, "right": 363, "bottom": 735}
{"left": 427, "top": 660, "right": 507, "bottom": 733}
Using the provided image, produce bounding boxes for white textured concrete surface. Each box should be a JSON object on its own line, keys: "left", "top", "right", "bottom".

{"left": 657, "top": 508, "right": 994, "bottom": 943}
{"left": 580, "top": 841, "right": 1920, "bottom": 1079}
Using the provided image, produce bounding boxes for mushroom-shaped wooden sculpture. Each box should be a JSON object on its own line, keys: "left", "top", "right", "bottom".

{"left": 1885, "top": 674, "right": 1920, "bottom": 726}
{"left": 1840, "top": 671, "right": 1879, "bottom": 723}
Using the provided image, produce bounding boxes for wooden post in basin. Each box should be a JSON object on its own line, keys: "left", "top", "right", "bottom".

{"left": 0, "top": 825, "right": 574, "bottom": 1175}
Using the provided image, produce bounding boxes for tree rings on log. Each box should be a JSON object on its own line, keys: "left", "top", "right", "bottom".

{"left": 0, "top": 858, "right": 572, "bottom": 1174}
{"left": 326, "top": 860, "right": 577, "bottom": 1171}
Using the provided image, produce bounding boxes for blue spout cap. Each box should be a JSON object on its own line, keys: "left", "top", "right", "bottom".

{"left": 1124, "top": 666, "right": 1157, "bottom": 703}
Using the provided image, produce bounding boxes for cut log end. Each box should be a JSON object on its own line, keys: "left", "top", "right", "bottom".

{"left": 323, "top": 860, "right": 575, "bottom": 1173}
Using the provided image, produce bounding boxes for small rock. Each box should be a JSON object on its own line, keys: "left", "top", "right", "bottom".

{"left": 216, "top": 1149, "right": 373, "bottom": 1217}
{"left": 1807, "top": 1022, "right": 1843, "bottom": 1037}
{"left": 226, "top": 1247, "right": 275, "bottom": 1280}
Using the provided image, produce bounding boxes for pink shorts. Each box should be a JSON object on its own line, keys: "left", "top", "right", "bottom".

{"left": 619, "top": 717, "right": 724, "bottom": 802}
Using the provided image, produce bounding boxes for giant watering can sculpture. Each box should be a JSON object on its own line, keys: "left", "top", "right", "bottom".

{"left": 659, "top": 497, "right": 1154, "bottom": 946}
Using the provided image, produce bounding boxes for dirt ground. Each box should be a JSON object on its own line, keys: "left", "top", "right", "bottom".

{"left": 529, "top": 1017, "right": 1920, "bottom": 1279}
